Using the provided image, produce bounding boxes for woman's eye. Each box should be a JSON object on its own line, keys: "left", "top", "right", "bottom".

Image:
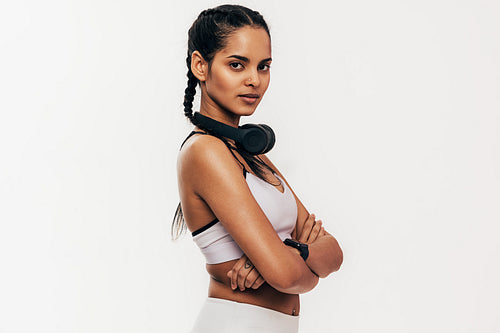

{"left": 258, "top": 64, "right": 271, "bottom": 71}
{"left": 229, "top": 63, "right": 243, "bottom": 69}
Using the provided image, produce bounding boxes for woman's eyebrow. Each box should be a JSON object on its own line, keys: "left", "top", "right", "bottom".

{"left": 227, "top": 55, "right": 272, "bottom": 63}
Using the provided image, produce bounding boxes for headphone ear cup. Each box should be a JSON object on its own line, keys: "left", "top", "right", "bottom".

{"left": 239, "top": 124, "right": 269, "bottom": 155}
{"left": 259, "top": 124, "right": 275, "bottom": 154}
{"left": 260, "top": 124, "right": 276, "bottom": 154}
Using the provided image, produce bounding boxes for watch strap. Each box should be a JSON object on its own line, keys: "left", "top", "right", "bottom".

{"left": 284, "top": 238, "right": 309, "bottom": 261}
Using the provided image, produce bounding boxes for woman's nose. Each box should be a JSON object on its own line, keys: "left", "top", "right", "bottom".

{"left": 245, "top": 71, "right": 260, "bottom": 87}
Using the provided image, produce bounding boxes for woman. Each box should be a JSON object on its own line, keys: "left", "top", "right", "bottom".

{"left": 173, "top": 5, "right": 343, "bottom": 332}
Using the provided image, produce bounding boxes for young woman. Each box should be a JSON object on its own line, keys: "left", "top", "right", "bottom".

{"left": 173, "top": 5, "right": 343, "bottom": 332}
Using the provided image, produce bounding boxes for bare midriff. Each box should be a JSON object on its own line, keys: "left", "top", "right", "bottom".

{"left": 206, "top": 260, "right": 300, "bottom": 316}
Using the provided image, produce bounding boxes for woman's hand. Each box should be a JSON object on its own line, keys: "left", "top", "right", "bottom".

{"left": 227, "top": 254, "right": 266, "bottom": 291}
{"left": 296, "top": 214, "right": 326, "bottom": 244}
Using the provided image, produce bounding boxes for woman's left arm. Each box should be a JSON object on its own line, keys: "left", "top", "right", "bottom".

{"left": 260, "top": 156, "right": 343, "bottom": 279}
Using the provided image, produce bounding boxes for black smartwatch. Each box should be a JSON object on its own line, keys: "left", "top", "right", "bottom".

{"left": 284, "top": 238, "right": 309, "bottom": 261}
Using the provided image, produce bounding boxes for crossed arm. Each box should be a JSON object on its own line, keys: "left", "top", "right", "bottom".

{"left": 225, "top": 153, "right": 343, "bottom": 292}
{"left": 227, "top": 212, "right": 343, "bottom": 291}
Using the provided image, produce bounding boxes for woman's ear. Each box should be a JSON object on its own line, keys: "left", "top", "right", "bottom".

{"left": 191, "top": 51, "right": 208, "bottom": 82}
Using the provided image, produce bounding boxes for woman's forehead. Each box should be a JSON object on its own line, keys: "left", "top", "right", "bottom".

{"left": 219, "top": 27, "right": 271, "bottom": 59}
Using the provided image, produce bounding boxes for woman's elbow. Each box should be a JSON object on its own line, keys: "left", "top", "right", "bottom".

{"left": 331, "top": 245, "right": 343, "bottom": 272}
{"left": 268, "top": 274, "right": 297, "bottom": 292}
{"left": 319, "top": 246, "right": 343, "bottom": 278}
{"left": 336, "top": 247, "right": 344, "bottom": 270}
{"left": 266, "top": 262, "right": 319, "bottom": 293}
{"left": 275, "top": 274, "right": 319, "bottom": 294}
{"left": 265, "top": 265, "right": 299, "bottom": 291}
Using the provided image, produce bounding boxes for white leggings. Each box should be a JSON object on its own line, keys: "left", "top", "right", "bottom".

{"left": 191, "top": 297, "right": 300, "bottom": 333}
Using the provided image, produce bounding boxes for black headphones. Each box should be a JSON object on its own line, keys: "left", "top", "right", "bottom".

{"left": 192, "top": 112, "right": 275, "bottom": 155}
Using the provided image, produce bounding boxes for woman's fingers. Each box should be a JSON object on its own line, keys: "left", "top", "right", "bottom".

{"left": 243, "top": 267, "right": 260, "bottom": 288}
{"left": 298, "top": 214, "right": 316, "bottom": 243}
{"left": 227, "top": 255, "right": 247, "bottom": 290}
{"left": 251, "top": 275, "right": 266, "bottom": 289}
{"left": 227, "top": 262, "right": 266, "bottom": 291}
{"left": 227, "top": 262, "right": 264, "bottom": 291}
{"left": 298, "top": 214, "right": 325, "bottom": 244}
{"left": 227, "top": 255, "right": 260, "bottom": 291}
{"left": 237, "top": 259, "right": 255, "bottom": 291}
{"left": 307, "top": 219, "right": 322, "bottom": 243}
{"left": 226, "top": 254, "right": 266, "bottom": 291}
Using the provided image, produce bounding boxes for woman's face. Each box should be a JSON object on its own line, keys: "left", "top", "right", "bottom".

{"left": 203, "top": 26, "right": 272, "bottom": 119}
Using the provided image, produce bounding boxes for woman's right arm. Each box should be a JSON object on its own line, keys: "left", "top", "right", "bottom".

{"left": 179, "top": 135, "right": 318, "bottom": 294}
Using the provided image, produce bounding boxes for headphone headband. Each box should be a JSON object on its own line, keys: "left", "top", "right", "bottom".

{"left": 192, "top": 112, "right": 275, "bottom": 155}
{"left": 192, "top": 112, "right": 241, "bottom": 141}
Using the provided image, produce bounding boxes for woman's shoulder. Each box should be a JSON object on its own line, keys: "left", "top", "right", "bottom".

{"left": 180, "top": 131, "right": 224, "bottom": 152}
{"left": 177, "top": 132, "right": 243, "bottom": 176}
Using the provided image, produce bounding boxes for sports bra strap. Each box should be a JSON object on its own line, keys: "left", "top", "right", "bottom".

{"left": 180, "top": 131, "right": 248, "bottom": 172}
{"left": 180, "top": 131, "right": 206, "bottom": 149}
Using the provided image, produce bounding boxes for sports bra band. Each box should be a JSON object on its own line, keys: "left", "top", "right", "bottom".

{"left": 191, "top": 218, "right": 219, "bottom": 237}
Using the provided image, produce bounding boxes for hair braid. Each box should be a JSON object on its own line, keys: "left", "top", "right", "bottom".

{"left": 183, "top": 67, "right": 198, "bottom": 120}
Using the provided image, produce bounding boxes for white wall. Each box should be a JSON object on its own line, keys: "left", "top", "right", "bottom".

{"left": 1, "top": 0, "right": 499, "bottom": 332}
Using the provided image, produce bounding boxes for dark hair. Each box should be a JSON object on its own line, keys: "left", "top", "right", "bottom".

{"left": 172, "top": 4, "right": 275, "bottom": 240}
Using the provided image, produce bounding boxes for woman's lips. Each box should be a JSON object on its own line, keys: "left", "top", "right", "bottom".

{"left": 239, "top": 94, "right": 259, "bottom": 104}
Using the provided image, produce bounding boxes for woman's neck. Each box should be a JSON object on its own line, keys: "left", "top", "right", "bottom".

{"left": 199, "top": 101, "right": 240, "bottom": 128}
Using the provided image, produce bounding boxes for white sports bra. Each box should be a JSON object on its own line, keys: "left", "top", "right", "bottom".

{"left": 191, "top": 170, "right": 298, "bottom": 264}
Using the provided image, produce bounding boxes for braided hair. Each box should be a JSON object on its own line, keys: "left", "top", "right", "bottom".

{"left": 172, "top": 5, "right": 276, "bottom": 239}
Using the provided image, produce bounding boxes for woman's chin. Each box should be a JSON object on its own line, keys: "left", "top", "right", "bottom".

{"left": 225, "top": 107, "right": 258, "bottom": 118}
{"left": 237, "top": 104, "right": 262, "bottom": 117}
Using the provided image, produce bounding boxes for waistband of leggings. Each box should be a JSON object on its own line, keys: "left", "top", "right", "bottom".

{"left": 206, "top": 297, "right": 300, "bottom": 320}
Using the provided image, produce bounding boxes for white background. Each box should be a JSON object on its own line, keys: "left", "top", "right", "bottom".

{"left": 1, "top": 0, "right": 499, "bottom": 332}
